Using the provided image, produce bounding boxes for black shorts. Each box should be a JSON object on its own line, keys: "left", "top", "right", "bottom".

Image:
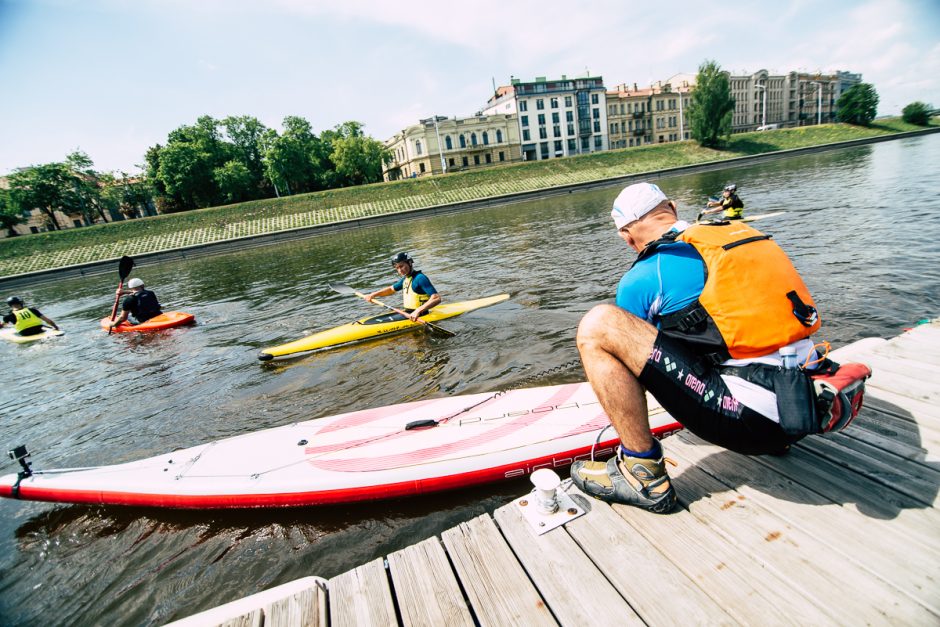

{"left": 639, "top": 332, "right": 799, "bottom": 455}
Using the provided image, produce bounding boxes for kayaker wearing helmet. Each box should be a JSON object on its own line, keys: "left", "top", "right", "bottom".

{"left": 703, "top": 184, "right": 745, "bottom": 220}
{"left": 1, "top": 296, "right": 60, "bottom": 336}
{"left": 108, "top": 278, "right": 163, "bottom": 328}
{"left": 366, "top": 253, "right": 441, "bottom": 322}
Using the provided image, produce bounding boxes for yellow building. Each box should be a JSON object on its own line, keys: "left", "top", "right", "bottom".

{"left": 383, "top": 114, "right": 522, "bottom": 181}
{"left": 606, "top": 85, "right": 654, "bottom": 149}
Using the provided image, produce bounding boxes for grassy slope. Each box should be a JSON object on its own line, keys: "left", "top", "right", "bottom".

{"left": 0, "top": 118, "right": 932, "bottom": 264}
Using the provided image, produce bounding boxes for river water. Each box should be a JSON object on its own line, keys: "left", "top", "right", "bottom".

{"left": 1, "top": 134, "right": 938, "bottom": 625}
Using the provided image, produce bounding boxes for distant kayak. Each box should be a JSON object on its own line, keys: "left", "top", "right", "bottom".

{"left": 259, "top": 294, "right": 509, "bottom": 361}
{"left": 101, "top": 311, "right": 196, "bottom": 333}
{"left": 698, "top": 211, "right": 787, "bottom": 224}
{"left": 0, "top": 327, "right": 64, "bottom": 344}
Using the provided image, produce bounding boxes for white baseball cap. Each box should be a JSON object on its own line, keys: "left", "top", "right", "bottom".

{"left": 611, "top": 183, "right": 668, "bottom": 230}
{"left": 127, "top": 278, "right": 144, "bottom": 288}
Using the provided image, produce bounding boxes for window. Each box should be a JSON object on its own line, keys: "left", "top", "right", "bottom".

{"left": 629, "top": 138, "right": 634, "bottom": 147}
{"left": 540, "top": 142, "right": 549, "bottom": 158}
{"left": 415, "top": 140, "right": 422, "bottom": 155}
{"left": 459, "top": 135, "right": 466, "bottom": 148}
{"left": 591, "top": 93, "right": 599, "bottom": 104}
{"left": 519, "top": 100, "right": 527, "bottom": 112}
{"left": 485, "top": 153, "right": 492, "bottom": 163}
{"left": 620, "top": 104, "right": 625, "bottom": 114}
{"left": 482, "top": 131, "right": 489, "bottom": 145}
{"left": 554, "top": 140, "right": 563, "bottom": 153}
{"left": 594, "top": 136, "right": 602, "bottom": 148}
{"left": 522, "top": 129, "right": 530, "bottom": 141}
{"left": 474, "top": 155, "right": 480, "bottom": 165}
{"left": 536, "top": 99, "right": 545, "bottom": 110}
{"left": 566, "top": 111, "right": 573, "bottom": 122}
{"left": 581, "top": 136, "right": 589, "bottom": 150}
{"left": 550, "top": 97, "right": 558, "bottom": 108}
{"left": 496, "top": 129, "right": 503, "bottom": 142}
{"left": 567, "top": 138, "right": 576, "bottom": 152}
{"left": 565, "top": 96, "right": 572, "bottom": 107}
{"left": 521, "top": 115, "right": 529, "bottom": 127}
{"left": 499, "top": 151, "right": 505, "bottom": 161}
{"left": 462, "top": 156, "right": 469, "bottom": 166}
{"left": 449, "top": 158, "right": 455, "bottom": 166}
{"left": 471, "top": 133, "right": 478, "bottom": 146}
{"left": 567, "top": 123, "right": 575, "bottom": 136}
{"left": 553, "top": 125, "right": 561, "bottom": 137}
{"left": 539, "top": 127, "right": 547, "bottom": 139}
{"left": 445, "top": 136, "right": 453, "bottom": 150}
{"left": 537, "top": 114, "right": 546, "bottom": 125}
{"left": 592, "top": 108, "right": 599, "bottom": 119}
{"left": 593, "top": 120, "right": 600, "bottom": 132}
{"left": 609, "top": 105, "right": 616, "bottom": 115}
{"left": 552, "top": 112, "right": 559, "bottom": 124}
{"left": 419, "top": 163, "right": 426, "bottom": 173}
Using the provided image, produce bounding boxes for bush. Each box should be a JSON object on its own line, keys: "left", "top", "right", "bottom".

{"left": 902, "top": 101, "right": 932, "bottom": 126}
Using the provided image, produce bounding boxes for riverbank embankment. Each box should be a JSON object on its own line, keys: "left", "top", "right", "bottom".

{"left": 1, "top": 120, "right": 936, "bottom": 288}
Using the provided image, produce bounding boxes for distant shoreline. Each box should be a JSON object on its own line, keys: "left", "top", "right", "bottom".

{"left": 1, "top": 124, "right": 937, "bottom": 289}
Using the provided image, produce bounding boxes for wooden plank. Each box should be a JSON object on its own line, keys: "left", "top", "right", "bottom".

{"left": 864, "top": 367, "right": 940, "bottom": 405}
{"left": 870, "top": 334, "right": 940, "bottom": 365}
{"left": 667, "top": 434, "right": 940, "bottom": 613}
{"left": 329, "top": 558, "right": 397, "bottom": 627}
{"left": 839, "top": 351, "right": 940, "bottom": 386}
{"left": 493, "top": 496, "right": 643, "bottom": 625}
{"left": 598, "top": 486, "right": 843, "bottom": 626}
{"left": 844, "top": 410, "right": 940, "bottom": 466}
{"left": 662, "top": 439, "right": 939, "bottom": 624}
{"left": 798, "top": 433, "right": 940, "bottom": 507}
{"left": 441, "top": 514, "right": 556, "bottom": 626}
{"left": 218, "top": 611, "right": 262, "bottom": 627}
{"left": 387, "top": 536, "right": 473, "bottom": 627}
{"left": 560, "top": 489, "right": 734, "bottom": 624}
{"left": 264, "top": 585, "right": 326, "bottom": 627}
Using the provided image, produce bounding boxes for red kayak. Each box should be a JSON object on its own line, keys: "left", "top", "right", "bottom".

{"left": 101, "top": 311, "right": 195, "bottom": 333}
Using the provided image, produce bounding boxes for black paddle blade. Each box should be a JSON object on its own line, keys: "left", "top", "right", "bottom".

{"left": 328, "top": 282, "right": 357, "bottom": 295}
{"left": 424, "top": 322, "right": 456, "bottom": 338}
{"left": 118, "top": 255, "right": 135, "bottom": 280}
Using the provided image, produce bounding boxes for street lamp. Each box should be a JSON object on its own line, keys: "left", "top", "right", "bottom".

{"left": 810, "top": 81, "right": 823, "bottom": 125}
{"left": 755, "top": 81, "right": 767, "bottom": 129}
{"left": 431, "top": 115, "right": 447, "bottom": 174}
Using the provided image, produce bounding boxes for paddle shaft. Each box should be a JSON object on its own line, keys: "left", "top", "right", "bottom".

{"left": 347, "top": 288, "right": 454, "bottom": 337}
{"left": 108, "top": 256, "right": 135, "bottom": 335}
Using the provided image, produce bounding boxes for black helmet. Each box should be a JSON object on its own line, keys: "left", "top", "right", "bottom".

{"left": 390, "top": 252, "right": 412, "bottom": 266}
{"left": 6, "top": 296, "right": 23, "bottom": 306}
{"left": 723, "top": 184, "right": 737, "bottom": 192}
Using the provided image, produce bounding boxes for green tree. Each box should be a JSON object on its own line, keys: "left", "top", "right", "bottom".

{"left": 0, "top": 188, "right": 25, "bottom": 237}
{"left": 687, "top": 60, "right": 735, "bottom": 148}
{"left": 330, "top": 125, "right": 391, "bottom": 187}
{"left": 901, "top": 101, "right": 931, "bottom": 126}
{"left": 222, "top": 115, "right": 269, "bottom": 197}
{"left": 837, "top": 83, "right": 879, "bottom": 126}
{"left": 6, "top": 162, "right": 73, "bottom": 230}
{"left": 65, "top": 150, "right": 109, "bottom": 224}
{"left": 158, "top": 141, "right": 217, "bottom": 210}
{"left": 264, "top": 116, "right": 325, "bottom": 195}
{"left": 118, "top": 172, "right": 154, "bottom": 218}
{"left": 214, "top": 160, "right": 254, "bottom": 204}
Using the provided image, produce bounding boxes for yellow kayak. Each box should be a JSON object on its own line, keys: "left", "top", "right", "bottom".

{"left": 258, "top": 294, "right": 509, "bottom": 361}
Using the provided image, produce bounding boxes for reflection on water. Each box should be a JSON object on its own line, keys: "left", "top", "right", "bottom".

{"left": 1, "top": 135, "right": 939, "bottom": 624}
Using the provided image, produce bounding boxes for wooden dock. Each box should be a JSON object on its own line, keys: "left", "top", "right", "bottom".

{"left": 172, "top": 322, "right": 940, "bottom": 626}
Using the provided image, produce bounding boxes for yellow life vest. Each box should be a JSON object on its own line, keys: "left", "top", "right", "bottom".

{"left": 13, "top": 308, "right": 44, "bottom": 333}
{"left": 403, "top": 274, "right": 431, "bottom": 311}
{"left": 722, "top": 195, "right": 743, "bottom": 219}
{"left": 649, "top": 221, "right": 821, "bottom": 361}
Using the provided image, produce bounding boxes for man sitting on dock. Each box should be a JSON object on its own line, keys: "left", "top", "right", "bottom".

{"left": 572, "top": 182, "right": 823, "bottom": 513}
{"left": 366, "top": 252, "right": 441, "bottom": 322}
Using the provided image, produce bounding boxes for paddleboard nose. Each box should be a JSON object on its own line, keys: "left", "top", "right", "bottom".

{"left": 257, "top": 352, "right": 274, "bottom": 362}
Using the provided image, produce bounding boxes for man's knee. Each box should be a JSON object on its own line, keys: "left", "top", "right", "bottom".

{"left": 577, "top": 304, "right": 620, "bottom": 349}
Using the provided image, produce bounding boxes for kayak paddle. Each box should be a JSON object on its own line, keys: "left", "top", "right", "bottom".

{"left": 108, "top": 255, "right": 135, "bottom": 335}
{"left": 328, "top": 283, "right": 456, "bottom": 338}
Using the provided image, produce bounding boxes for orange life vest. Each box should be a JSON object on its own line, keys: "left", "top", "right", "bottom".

{"left": 643, "top": 221, "right": 821, "bottom": 362}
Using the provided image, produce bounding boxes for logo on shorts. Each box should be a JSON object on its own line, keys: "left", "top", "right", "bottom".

{"left": 650, "top": 346, "right": 663, "bottom": 364}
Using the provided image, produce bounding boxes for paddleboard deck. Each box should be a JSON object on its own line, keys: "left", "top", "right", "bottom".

{"left": 101, "top": 311, "right": 196, "bottom": 333}
{"left": 259, "top": 294, "right": 510, "bottom": 361}
{"left": 0, "top": 327, "right": 64, "bottom": 344}
{"left": 0, "top": 382, "right": 682, "bottom": 509}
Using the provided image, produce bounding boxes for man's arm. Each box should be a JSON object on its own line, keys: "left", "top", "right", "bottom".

{"left": 365, "top": 286, "right": 396, "bottom": 302}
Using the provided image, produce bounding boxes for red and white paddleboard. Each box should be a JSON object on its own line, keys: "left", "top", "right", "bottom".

{"left": 0, "top": 382, "right": 681, "bottom": 509}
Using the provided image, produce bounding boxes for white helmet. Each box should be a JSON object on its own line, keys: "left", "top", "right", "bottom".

{"left": 127, "top": 278, "right": 144, "bottom": 289}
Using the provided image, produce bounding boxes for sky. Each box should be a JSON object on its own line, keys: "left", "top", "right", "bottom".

{"left": 1, "top": 0, "right": 938, "bottom": 175}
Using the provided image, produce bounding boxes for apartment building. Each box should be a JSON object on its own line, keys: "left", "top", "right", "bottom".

{"left": 383, "top": 114, "right": 522, "bottom": 181}
{"left": 729, "top": 69, "right": 862, "bottom": 131}
{"left": 650, "top": 81, "right": 692, "bottom": 144}
{"left": 606, "top": 85, "right": 654, "bottom": 149}
{"left": 482, "top": 75, "right": 608, "bottom": 161}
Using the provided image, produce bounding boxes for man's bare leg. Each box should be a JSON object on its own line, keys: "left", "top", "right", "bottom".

{"left": 576, "top": 303, "right": 658, "bottom": 451}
